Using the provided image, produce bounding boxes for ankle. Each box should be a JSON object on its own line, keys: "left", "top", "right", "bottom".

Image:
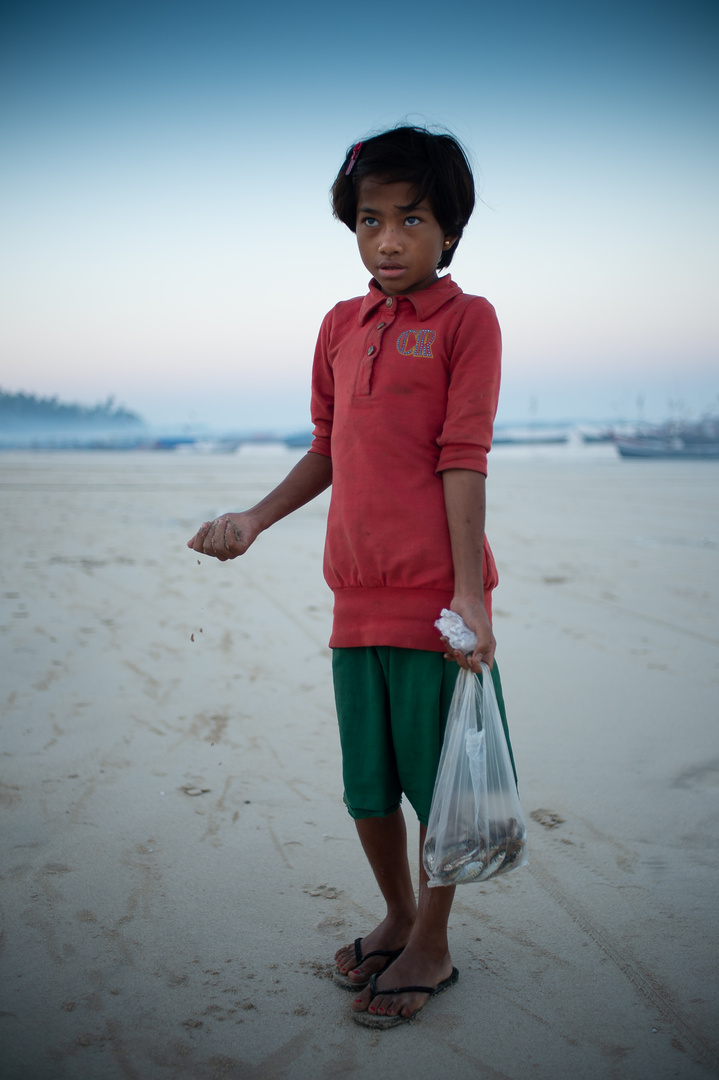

{"left": 384, "top": 910, "right": 417, "bottom": 935}
{"left": 405, "top": 927, "right": 450, "bottom": 963}
{"left": 365, "top": 911, "right": 415, "bottom": 949}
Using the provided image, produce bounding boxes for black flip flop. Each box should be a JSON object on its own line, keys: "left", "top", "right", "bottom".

{"left": 333, "top": 937, "right": 405, "bottom": 991}
{"left": 352, "top": 966, "right": 459, "bottom": 1028}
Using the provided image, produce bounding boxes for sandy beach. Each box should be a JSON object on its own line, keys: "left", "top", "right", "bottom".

{"left": 1, "top": 444, "right": 717, "bottom": 1080}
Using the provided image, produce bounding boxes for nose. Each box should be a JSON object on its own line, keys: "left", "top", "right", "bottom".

{"left": 378, "top": 227, "right": 402, "bottom": 254}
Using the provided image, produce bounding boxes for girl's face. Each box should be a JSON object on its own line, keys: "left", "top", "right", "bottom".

{"left": 354, "top": 177, "right": 456, "bottom": 296}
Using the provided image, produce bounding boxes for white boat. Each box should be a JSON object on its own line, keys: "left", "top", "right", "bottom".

{"left": 615, "top": 419, "right": 719, "bottom": 459}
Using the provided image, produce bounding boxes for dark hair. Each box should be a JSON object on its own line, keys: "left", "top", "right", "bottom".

{"left": 331, "top": 125, "right": 475, "bottom": 270}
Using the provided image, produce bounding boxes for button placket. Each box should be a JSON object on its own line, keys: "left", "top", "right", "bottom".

{"left": 354, "top": 303, "right": 396, "bottom": 396}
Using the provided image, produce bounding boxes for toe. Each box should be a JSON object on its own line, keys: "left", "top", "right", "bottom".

{"left": 375, "top": 990, "right": 427, "bottom": 1019}
{"left": 334, "top": 943, "right": 357, "bottom": 974}
{"left": 350, "top": 986, "right": 372, "bottom": 1013}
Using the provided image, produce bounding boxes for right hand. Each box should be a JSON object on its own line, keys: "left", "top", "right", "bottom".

{"left": 187, "top": 512, "right": 260, "bottom": 562}
{"left": 443, "top": 597, "right": 496, "bottom": 672}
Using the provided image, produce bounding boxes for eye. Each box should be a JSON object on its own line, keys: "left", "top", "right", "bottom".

{"left": 404, "top": 216, "right": 421, "bottom": 226}
{"left": 361, "top": 216, "right": 379, "bottom": 227}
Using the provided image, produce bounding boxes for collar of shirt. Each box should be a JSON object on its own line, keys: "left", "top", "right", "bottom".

{"left": 358, "top": 274, "right": 463, "bottom": 325}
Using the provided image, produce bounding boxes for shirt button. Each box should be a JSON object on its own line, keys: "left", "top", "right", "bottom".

{"left": 385, "top": 298, "right": 392, "bottom": 307}
{"left": 367, "top": 345, "right": 375, "bottom": 355}
{"left": 377, "top": 321, "right": 386, "bottom": 329}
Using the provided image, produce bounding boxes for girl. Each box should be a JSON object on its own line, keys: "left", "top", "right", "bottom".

{"left": 188, "top": 125, "right": 511, "bottom": 1029}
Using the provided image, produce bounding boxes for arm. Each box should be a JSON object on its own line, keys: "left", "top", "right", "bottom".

{"left": 187, "top": 451, "right": 332, "bottom": 562}
{"left": 442, "top": 468, "right": 495, "bottom": 672}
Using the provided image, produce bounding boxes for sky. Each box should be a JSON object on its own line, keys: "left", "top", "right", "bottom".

{"left": 1, "top": 0, "right": 717, "bottom": 432}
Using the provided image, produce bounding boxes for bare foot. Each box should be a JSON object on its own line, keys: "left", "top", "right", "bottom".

{"left": 350, "top": 942, "right": 454, "bottom": 1019}
{"left": 334, "top": 914, "right": 414, "bottom": 986}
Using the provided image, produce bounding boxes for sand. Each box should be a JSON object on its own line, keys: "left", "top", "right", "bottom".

{"left": 1, "top": 444, "right": 717, "bottom": 1080}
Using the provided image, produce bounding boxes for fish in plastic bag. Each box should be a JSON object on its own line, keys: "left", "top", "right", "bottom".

{"left": 423, "top": 649, "right": 528, "bottom": 887}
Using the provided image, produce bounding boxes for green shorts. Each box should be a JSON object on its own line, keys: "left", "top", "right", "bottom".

{"left": 332, "top": 646, "right": 515, "bottom": 826}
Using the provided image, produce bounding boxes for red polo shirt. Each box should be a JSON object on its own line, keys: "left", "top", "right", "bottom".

{"left": 309, "top": 274, "right": 501, "bottom": 651}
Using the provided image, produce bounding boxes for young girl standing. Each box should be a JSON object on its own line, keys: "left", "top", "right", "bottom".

{"left": 188, "top": 125, "right": 512, "bottom": 1029}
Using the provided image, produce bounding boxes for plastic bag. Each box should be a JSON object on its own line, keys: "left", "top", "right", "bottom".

{"left": 423, "top": 662, "right": 528, "bottom": 887}
{"left": 435, "top": 608, "right": 478, "bottom": 656}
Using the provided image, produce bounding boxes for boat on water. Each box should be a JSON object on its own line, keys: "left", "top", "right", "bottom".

{"left": 284, "top": 431, "right": 314, "bottom": 448}
{"left": 492, "top": 428, "right": 569, "bottom": 446}
{"left": 578, "top": 427, "right": 615, "bottom": 444}
{"left": 615, "top": 419, "right": 719, "bottom": 459}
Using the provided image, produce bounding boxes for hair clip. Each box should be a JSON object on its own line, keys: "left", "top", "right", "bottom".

{"left": 345, "top": 142, "right": 363, "bottom": 176}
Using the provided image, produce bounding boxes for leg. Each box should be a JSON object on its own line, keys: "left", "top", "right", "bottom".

{"left": 351, "top": 823, "right": 456, "bottom": 1019}
{"left": 347, "top": 650, "right": 457, "bottom": 1015}
{"left": 335, "top": 808, "right": 417, "bottom": 985}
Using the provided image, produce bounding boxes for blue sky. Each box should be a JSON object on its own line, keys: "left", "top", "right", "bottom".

{"left": 1, "top": 0, "right": 717, "bottom": 431}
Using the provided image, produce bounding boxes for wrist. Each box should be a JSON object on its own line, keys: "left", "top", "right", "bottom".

{"left": 451, "top": 596, "right": 490, "bottom": 627}
{"left": 451, "top": 591, "right": 484, "bottom": 611}
{"left": 244, "top": 506, "right": 271, "bottom": 534}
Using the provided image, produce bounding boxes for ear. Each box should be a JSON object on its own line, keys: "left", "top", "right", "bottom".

{"left": 443, "top": 235, "right": 458, "bottom": 250}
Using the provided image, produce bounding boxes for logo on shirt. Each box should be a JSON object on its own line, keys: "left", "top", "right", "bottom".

{"left": 396, "top": 329, "right": 435, "bottom": 358}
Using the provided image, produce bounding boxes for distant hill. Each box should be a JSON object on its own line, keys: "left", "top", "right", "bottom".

{"left": 0, "top": 389, "right": 145, "bottom": 432}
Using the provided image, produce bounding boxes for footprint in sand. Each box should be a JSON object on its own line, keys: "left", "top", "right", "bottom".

{"left": 530, "top": 808, "right": 565, "bottom": 829}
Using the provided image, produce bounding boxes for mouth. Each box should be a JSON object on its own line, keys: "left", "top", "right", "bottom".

{"left": 377, "top": 262, "right": 406, "bottom": 278}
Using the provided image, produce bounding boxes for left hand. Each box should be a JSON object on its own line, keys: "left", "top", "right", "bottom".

{"left": 441, "top": 597, "right": 496, "bottom": 672}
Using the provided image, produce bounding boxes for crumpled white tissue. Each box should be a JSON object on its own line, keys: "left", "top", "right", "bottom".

{"left": 434, "top": 609, "right": 478, "bottom": 654}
